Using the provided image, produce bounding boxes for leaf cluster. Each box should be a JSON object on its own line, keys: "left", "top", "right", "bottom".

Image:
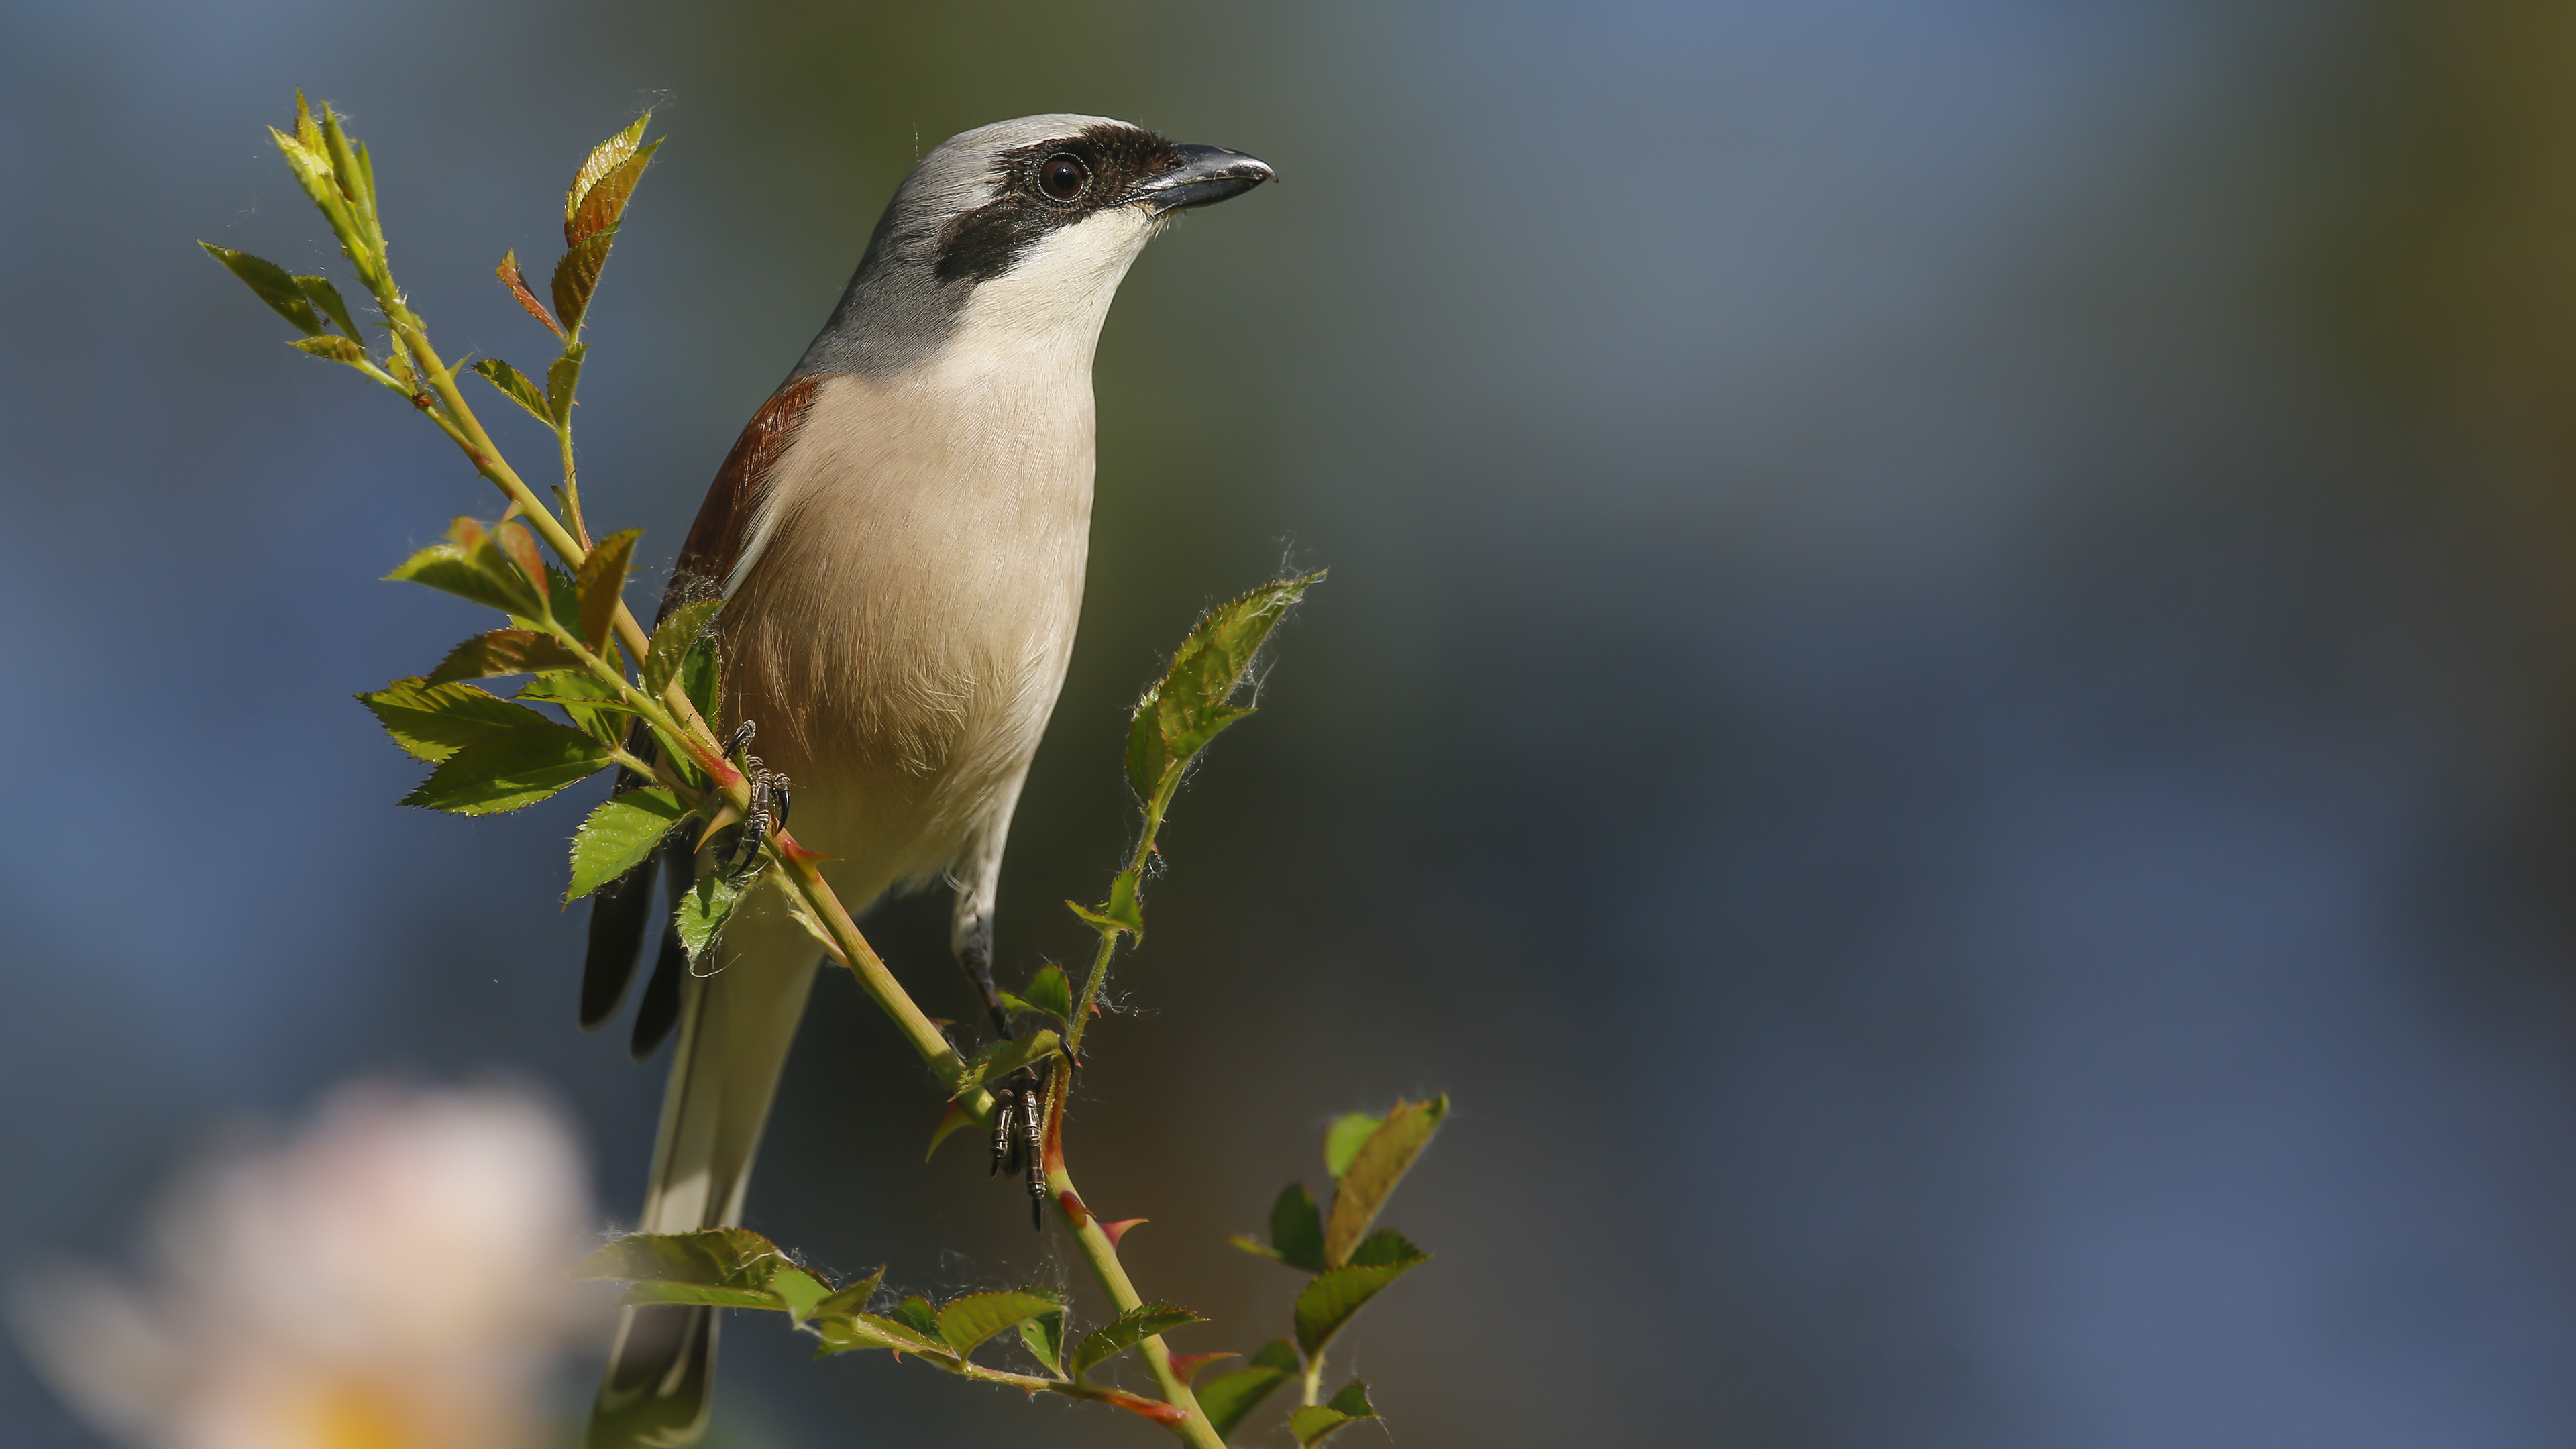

{"left": 1218, "top": 1097, "right": 1448, "bottom": 1442}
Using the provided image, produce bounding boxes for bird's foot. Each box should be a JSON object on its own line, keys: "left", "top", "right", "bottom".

{"left": 720, "top": 722, "right": 790, "bottom": 881}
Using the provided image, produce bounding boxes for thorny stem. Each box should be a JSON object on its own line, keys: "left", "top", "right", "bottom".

{"left": 1066, "top": 767, "right": 1185, "bottom": 1061}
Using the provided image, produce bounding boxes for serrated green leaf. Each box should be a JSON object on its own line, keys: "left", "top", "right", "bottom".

{"left": 680, "top": 627, "right": 721, "bottom": 724}
{"left": 1293, "top": 1254, "right": 1426, "bottom": 1360}
{"left": 575, "top": 1228, "right": 790, "bottom": 1291}
{"left": 1269, "top": 1181, "right": 1326, "bottom": 1273}
{"left": 289, "top": 334, "right": 365, "bottom": 363}
{"left": 1135, "top": 572, "right": 1322, "bottom": 778}
{"left": 1347, "top": 1228, "right": 1422, "bottom": 1269}
{"left": 889, "top": 1296, "right": 941, "bottom": 1342}
{"left": 567, "top": 115, "right": 651, "bottom": 225}
{"left": 1124, "top": 702, "right": 1169, "bottom": 800}
{"left": 621, "top": 1281, "right": 783, "bottom": 1311}
{"left": 769, "top": 1266, "right": 832, "bottom": 1323}
{"left": 955, "top": 1030, "right": 1061, "bottom": 1097}
{"left": 1019, "top": 1309, "right": 1066, "bottom": 1376}
{"left": 809, "top": 1268, "right": 884, "bottom": 1322}
{"left": 546, "top": 341, "right": 587, "bottom": 424}
{"left": 646, "top": 598, "right": 724, "bottom": 698}
{"left": 1324, "top": 1113, "right": 1383, "bottom": 1180}
{"left": 1108, "top": 871, "right": 1144, "bottom": 936}
{"left": 674, "top": 870, "right": 743, "bottom": 965}
{"left": 425, "top": 628, "right": 585, "bottom": 684}
{"left": 386, "top": 520, "right": 537, "bottom": 616}
{"left": 567, "top": 788, "right": 686, "bottom": 901}
{"left": 574, "top": 527, "right": 638, "bottom": 652}
{"left": 1023, "top": 964, "right": 1073, "bottom": 1022}
{"left": 199, "top": 244, "right": 323, "bottom": 335}
{"left": 297, "top": 274, "right": 358, "bottom": 339}
{"left": 812, "top": 1310, "right": 954, "bottom": 1361}
{"left": 936, "top": 1290, "right": 1065, "bottom": 1358}
{"left": 1324, "top": 1095, "right": 1448, "bottom": 1267}
{"left": 568, "top": 137, "right": 662, "bottom": 247}
{"left": 472, "top": 358, "right": 551, "bottom": 422}
{"left": 515, "top": 669, "right": 629, "bottom": 745}
{"left": 1066, "top": 899, "right": 1135, "bottom": 937}
{"left": 1197, "top": 1340, "right": 1300, "bottom": 1440}
{"left": 1291, "top": 1381, "right": 1377, "bottom": 1446}
{"left": 399, "top": 718, "right": 610, "bottom": 815}
{"left": 1070, "top": 1304, "right": 1201, "bottom": 1381}
{"left": 356, "top": 678, "right": 549, "bottom": 763}
{"left": 551, "top": 227, "right": 616, "bottom": 334}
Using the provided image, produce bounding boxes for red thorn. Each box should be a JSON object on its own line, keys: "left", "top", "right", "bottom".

{"left": 1167, "top": 1351, "right": 1238, "bottom": 1387}
{"left": 1098, "top": 1390, "right": 1189, "bottom": 1426}
{"left": 1101, "top": 1217, "right": 1147, "bottom": 1248}
{"left": 1057, "top": 1189, "right": 1090, "bottom": 1226}
{"left": 777, "top": 832, "right": 839, "bottom": 865}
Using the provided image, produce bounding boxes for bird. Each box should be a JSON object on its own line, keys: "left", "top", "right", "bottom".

{"left": 574, "top": 116, "right": 1273, "bottom": 1446}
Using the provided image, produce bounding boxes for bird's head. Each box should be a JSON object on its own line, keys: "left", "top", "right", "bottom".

{"left": 800, "top": 115, "right": 1273, "bottom": 376}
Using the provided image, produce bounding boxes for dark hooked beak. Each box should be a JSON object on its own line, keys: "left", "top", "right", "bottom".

{"left": 1132, "top": 144, "right": 1275, "bottom": 214}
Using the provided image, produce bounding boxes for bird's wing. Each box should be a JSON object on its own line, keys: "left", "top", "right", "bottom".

{"left": 581, "top": 375, "right": 824, "bottom": 1036}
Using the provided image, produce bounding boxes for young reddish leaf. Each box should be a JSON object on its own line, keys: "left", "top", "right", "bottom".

{"left": 424, "top": 629, "right": 585, "bottom": 683}
{"left": 471, "top": 358, "right": 551, "bottom": 423}
{"left": 1167, "top": 1351, "right": 1238, "bottom": 1387}
{"left": 567, "top": 138, "right": 663, "bottom": 247}
{"left": 1197, "top": 1341, "right": 1300, "bottom": 1440}
{"left": 399, "top": 718, "right": 610, "bottom": 815}
{"left": 575, "top": 528, "right": 639, "bottom": 652}
{"left": 566, "top": 788, "right": 686, "bottom": 902}
{"left": 496, "top": 250, "right": 562, "bottom": 335}
{"left": 494, "top": 521, "right": 549, "bottom": 606}
{"left": 356, "top": 678, "right": 551, "bottom": 763}
{"left": 199, "top": 244, "right": 324, "bottom": 335}
{"left": 551, "top": 229, "right": 615, "bottom": 334}
{"left": 1100, "top": 1217, "right": 1146, "bottom": 1248}
{"left": 566, "top": 115, "right": 651, "bottom": 226}
{"left": 1324, "top": 1095, "right": 1448, "bottom": 1267}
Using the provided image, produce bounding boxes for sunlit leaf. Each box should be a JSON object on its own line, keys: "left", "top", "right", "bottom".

{"left": 809, "top": 1267, "right": 885, "bottom": 1322}
{"left": 384, "top": 520, "right": 536, "bottom": 616}
{"left": 769, "top": 1266, "right": 832, "bottom": 1323}
{"left": 546, "top": 341, "right": 586, "bottom": 424}
{"left": 1324, "top": 1095, "right": 1447, "bottom": 1267}
{"left": 1070, "top": 1303, "right": 1201, "bottom": 1381}
{"left": 551, "top": 229, "right": 615, "bottom": 335}
{"left": 294, "top": 275, "right": 359, "bottom": 339}
{"left": 567, "top": 788, "right": 686, "bottom": 902}
{"left": 1022, "top": 963, "right": 1073, "bottom": 1022}
{"left": 575, "top": 528, "right": 639, "bottom": 652}
{"left": 288, "top": 335, "right": 364, "bottom": 363}
{"left": 1197, "top": 1340, "right": 1299, "bottom": 1440}
{"left": 398, "top": 718, "right": 610, "bottom": 815}
{"left": 356, "top": 677, "right": 549, "bottom": 763}
{"left": 568, "top": 137, "right": 662, "bottom": 247}
{"left": 425, "top": 628, "right": 585, "bottom": 683}
{"left": 1292, "top": 1252, "right": 1426, "bottom": 1360}
{"left": 575, "top": 1228, "right": 791, "bottom": 1293}
{"left": 566, "top": 115, "right": 651, "bottom": 226}
{"left": 199, "top": 244, "right": 323, "bottom": 335}
{"left": 674, "top": 869, "right": 742, "bottom": 965}
{"left": 1290, "top": 1381, "right": 1378, "bottom": 1446}
{"left": 812, "top": 1309, "right": 953, "bottom": 1361}
{"left": 494, "top": 521, "right": 549, "bottom": 608}
{"left": 1127, "top": 572, "right": 1322, "bottom": 794}
{"left": 496, "top": 250, "right": 561, "bottom": 335}
{"left": 680, "top": 625, "right": 721, "bottom": 724}
{"left": 645, "top": 598, "right": 724, "bottom": 698}
{"left": 471, "top": 358, "right": 551, "bottom": 423}
{"left": 1324, "top": 1112, "right": 1382, "bottom": 1180}
{"left": 516, "top": 668, "right": 629, "bottom": 744}
{"left": 936, "top": 1290, "right": 1065, "bottom": 1358}
{"left": 1269, "top": 1181, "right": 1326, "bottom": 1273}
{"left": 621, "top": 1281, "right": 782, "bottom": 1311}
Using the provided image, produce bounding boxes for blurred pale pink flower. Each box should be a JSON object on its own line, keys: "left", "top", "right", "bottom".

{"left": 12, "top": 1081, "right": 599, "bottom": 1449}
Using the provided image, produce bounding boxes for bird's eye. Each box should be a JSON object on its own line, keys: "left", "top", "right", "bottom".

{"left": 1038, "top": 154, "right": 1090, "bottom": 202}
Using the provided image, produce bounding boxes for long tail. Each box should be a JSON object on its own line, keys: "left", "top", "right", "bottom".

{"left": 584, "top": 893, "right": 825, "bottom": 1448}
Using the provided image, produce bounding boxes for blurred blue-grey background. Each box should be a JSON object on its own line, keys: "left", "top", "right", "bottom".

{"left": 8, "top": 0, "right": 2576, "bottom": 1444}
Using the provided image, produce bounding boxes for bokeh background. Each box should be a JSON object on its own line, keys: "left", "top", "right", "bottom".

{"left": 7, "top": 0, "right": 2576, "bottom": 1444}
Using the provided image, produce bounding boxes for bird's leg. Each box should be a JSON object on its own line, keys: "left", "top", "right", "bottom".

{"left": 1022, "top": 1065, "right": 1049, "bottom": 1230}
{"left": 721, "top": 723, "right": 790, "bottom": 882}
{"left": 955, "top": 927, "right": 1014, "bottom": 1040}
